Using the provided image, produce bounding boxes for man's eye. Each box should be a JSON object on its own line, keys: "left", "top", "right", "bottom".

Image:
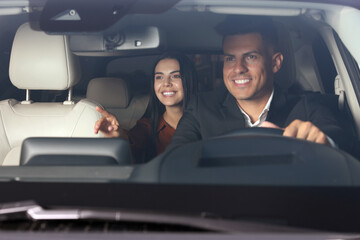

{"left": 224, "top": 56, "right": 235, "bottom": 62}
{"left": 245, "top": 54, "right": 260, "bottom": 64}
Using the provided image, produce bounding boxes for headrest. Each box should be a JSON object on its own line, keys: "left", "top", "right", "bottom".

{"left": 86, "top": 77, "right": 132, "bottom": 108}
{"left": 9, "top": 22, "right": 81, "bottom": 90}
{"left": 273, "top": 21, "right": 296, "bottom": 91}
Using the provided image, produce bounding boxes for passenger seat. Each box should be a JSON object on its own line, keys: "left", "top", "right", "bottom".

{"left": 86, "top": 77, "right": 149, "bottom": 130}
{"left": 0, "top": 22, "right": 104, "bottom": 166}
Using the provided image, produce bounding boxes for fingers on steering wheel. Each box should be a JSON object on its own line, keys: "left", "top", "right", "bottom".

{"left": 313, "top": 130, "right": 328, "bottom": 144}
{"left": 284, "top": 120, "right": 328, "bottom": 144}
{"left": 296, "top": 121, "right": 314, "bottom": 140}
{"left": 283, "top": 119, "right": 301, "bottom": 138}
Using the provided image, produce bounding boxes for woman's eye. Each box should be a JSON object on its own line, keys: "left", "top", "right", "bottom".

{"left": 173, "top": 74, "right": 181, "bottom": 79}
{"left": 155, "top": 75, "right": 163, "bottom": 80}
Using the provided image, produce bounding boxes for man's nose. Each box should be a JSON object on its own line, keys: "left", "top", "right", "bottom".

{"left": 234, "top": 59, "right": 248, "bottom": 74}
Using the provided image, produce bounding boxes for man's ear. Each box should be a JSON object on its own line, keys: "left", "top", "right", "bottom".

{"left": 272, "top": 52, "right": 283, "bottom": 74}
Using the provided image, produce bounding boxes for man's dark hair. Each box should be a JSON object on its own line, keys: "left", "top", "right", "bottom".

{"left": 215, "top": 15, "right": 279, "bottom": 51}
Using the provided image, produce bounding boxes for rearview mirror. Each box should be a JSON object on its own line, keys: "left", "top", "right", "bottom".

{"left": 69, "top": 26, "right": 164, "bottom": 55}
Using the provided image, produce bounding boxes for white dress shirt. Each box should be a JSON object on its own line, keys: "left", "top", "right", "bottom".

{"left": 237, "top": 90, "right": 274, "bottom": 128}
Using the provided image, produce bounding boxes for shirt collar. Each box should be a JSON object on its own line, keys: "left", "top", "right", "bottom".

{"left": 157, "top": 116, "right": 176, "bottom": 133}
{"left": 237, "top": 89, "right": 274, "bottom": 128}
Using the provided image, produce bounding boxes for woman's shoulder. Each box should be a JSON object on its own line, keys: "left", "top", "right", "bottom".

{"left": 136, "top": 117, "right": 151, "bottom": 126}
{"left": 130, "top": 117, "right": 151, "bottom": 133}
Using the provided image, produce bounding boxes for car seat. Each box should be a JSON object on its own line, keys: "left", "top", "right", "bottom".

{"left": 273, "top": 20, "right": 297, "bottom": 92}
{"left": 0, "top": 22, "right": 104, "bottom": 166}
{"left": 274, "top": 19, "right": 324, "bottom": 94}
{"left": 86, "top": 77, "right": 149, "bottom": 130}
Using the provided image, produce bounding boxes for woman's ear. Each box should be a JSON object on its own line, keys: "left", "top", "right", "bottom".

{"left": 272, "top": 52, "right": 283, "bottom": 74}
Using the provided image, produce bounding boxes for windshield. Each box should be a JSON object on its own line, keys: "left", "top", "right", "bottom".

{"left": 0, "top": 0, "right": 360, "bottom": 235}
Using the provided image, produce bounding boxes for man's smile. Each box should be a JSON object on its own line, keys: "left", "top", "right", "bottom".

{"left": 233, "top": 79, "right": 251, "bottom": 84}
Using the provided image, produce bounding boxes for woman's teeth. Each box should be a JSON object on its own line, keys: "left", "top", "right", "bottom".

{"left": 163, "top": 92, "right": 175, "bottom": 96}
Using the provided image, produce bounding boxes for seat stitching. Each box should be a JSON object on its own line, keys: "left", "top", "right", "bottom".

{"left": 0, "top": 101, "right": 13, "bottom": 163}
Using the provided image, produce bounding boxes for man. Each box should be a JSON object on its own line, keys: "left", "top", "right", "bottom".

{"left": 168, "top": 16, "right": 351, "bottom": 150}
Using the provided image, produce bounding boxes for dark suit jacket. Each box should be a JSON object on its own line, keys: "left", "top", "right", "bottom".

{"left": 169, "top": 86, "right": 352, "bottom": 151}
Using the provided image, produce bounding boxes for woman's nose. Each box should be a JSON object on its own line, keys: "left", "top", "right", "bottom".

{"left": 162, "top": 76, "right": 172, "bottom": 86}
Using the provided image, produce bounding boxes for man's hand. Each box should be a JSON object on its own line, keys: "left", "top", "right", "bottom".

{"left": 94, "top": 106, "right": 122, "bottom": 138}
{"left": 284, "top": 119, "right": 330, "bottom": 145}
{"left": 260, "top": 120, "right": 330, "bottom": 145}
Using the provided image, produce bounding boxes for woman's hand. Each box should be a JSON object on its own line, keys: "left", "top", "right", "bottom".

{"left": 94, "top": 106, "right": 122, "bottom": 138}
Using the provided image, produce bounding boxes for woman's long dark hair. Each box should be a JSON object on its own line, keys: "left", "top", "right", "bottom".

{"left": 148, "top": 51, "right": 198, "bottom": 156}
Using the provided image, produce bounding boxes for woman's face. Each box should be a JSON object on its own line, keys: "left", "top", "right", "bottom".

{"left": 154, "top": 58, "right": 184, "bottom": 108}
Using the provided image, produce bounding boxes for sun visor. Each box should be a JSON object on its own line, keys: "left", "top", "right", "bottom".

{"left": 34, "top": 0, "right": 180, "bottom": 33}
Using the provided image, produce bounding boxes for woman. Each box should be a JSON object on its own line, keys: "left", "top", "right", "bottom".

{"left": 94, "top": 52, "right": 197, "bottom": 162}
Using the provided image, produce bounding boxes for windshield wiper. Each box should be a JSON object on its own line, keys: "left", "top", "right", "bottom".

{"left": 0, "top": 200, "right": 314, "bottom": 233}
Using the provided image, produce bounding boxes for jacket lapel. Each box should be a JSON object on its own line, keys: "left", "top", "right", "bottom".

{"left": 267, "top": 87, "right": 299, "bottom": 127}
{"left": 220, "top": 92, "right": 246, "bottom": 130}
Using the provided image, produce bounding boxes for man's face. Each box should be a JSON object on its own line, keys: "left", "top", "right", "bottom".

{"left": 222, "top": 33, "right": 282, "bottom": 104}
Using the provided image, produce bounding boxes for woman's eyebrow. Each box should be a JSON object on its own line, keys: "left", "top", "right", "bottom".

{"left": 155, "top": 70, "right": 180, "bottom": 75}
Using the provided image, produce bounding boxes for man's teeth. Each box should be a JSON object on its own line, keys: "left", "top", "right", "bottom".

{"left": 163, "top": 92, "right": 175, "bottom": 96}
{"left": 234, "top": 79, "right": 250, "bottom": 84}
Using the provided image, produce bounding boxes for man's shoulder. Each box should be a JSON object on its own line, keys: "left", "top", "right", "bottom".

{"left": 277, "top": 87, "right": 338, "bottom": 106}
{"left": 194, "top": 86, "right": 229, "bottom": 104}
{"left": 289, "top": 90, "right": 339, "bottom": 108}
{"left": 184, "top": 86, "right": 231, "bottom": 120}
{"left": 278, "top": 89, "right": 341, "bottom": 121}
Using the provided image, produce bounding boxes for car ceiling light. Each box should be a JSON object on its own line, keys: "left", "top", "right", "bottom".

{"left": 0, "top": 1, "right": 28, "bottom": 7}
{"left": 50, "top": 9, "right": 81, "bottom": 21}
{"left": 0, "top": 7, "right": 28, "bottom": 15}
{"left": 208, "top": 6, "right": 306, "bottom": 16}
{"left": 135, "top": 40, "right": 142, "bottom": 47}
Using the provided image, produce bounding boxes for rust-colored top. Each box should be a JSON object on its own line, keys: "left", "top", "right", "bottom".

{"left": 127, "top": 117, "right": 175, "bottom": 162}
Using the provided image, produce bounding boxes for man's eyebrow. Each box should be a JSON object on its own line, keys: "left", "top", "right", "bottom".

{"left": 223, "top": 51, "right": 262, "bottom": 56}
{"left": 244, "top": 50, "right": 261, "bottom": 55}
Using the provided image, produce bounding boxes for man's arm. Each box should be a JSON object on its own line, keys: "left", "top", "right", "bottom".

{"left": 265, "top": 93, "right": 354, "bottom": 150}
{"left": 167, "top": 98, "right": 202, "bottom": 150}
{"left": 303, "top": 93, "right": 354, "bottom": 150}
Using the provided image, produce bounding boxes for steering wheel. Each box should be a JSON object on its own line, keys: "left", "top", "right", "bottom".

{"left": 154, "top": 126, "right": 360, "bottom": 186}
{"left": 216, "top": 127, "right": 284, "bottom": 138}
